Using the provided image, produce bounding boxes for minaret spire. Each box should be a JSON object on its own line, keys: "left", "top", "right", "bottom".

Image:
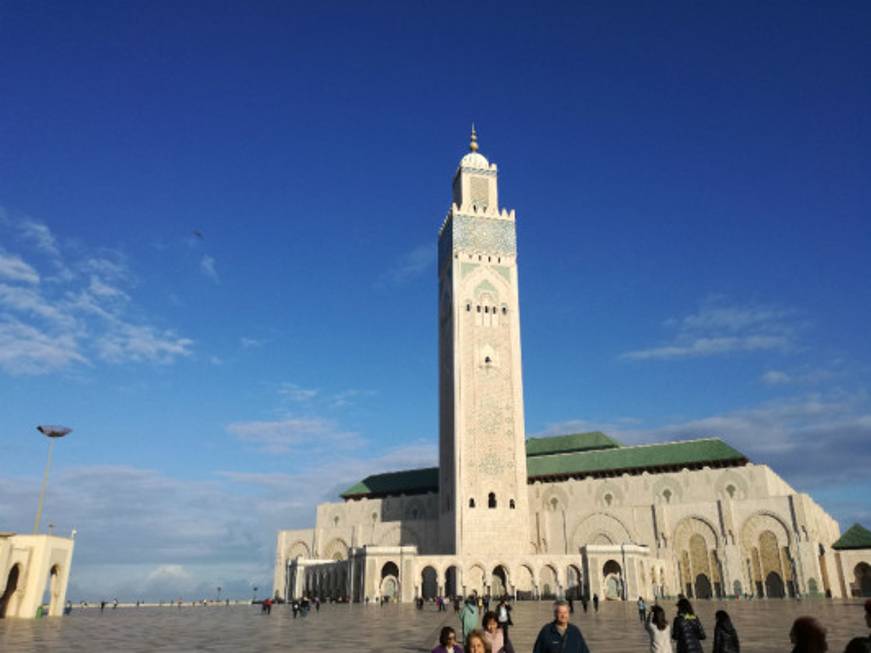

{"left": 470, "top": 123, "right": 479, "bottom": 152}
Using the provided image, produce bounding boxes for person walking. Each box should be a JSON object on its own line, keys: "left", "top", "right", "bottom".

{"left": 581, "top": 596, "right": 588, "bottom": 613}
{"left": 432, "top": 626, "right": 464, "bottom": 653}
{"left": 790, "top": 616, "right": 828, "bottom": 653}
{"left": 644, "top": 605, "right": 672, "bottom": 653}
{"left": 638, "top": 597, "right": 647, "bottom": 622}
{"left": 712, "top": 610, "right": 739, "bottom": 653}
{"left": 496, "top": 596, "right": 513, "bottom": 643}
{"left": 461, "top": 595, "right": 479, "bottom": 643}
{"left": 592, "top": 594, "right": 599, "bottom": 612}
{"left": 672, "top": 598, "right": 705, "bottom": 653}
{"left": 532, "top": 600, "right": 591, "bottom": 653}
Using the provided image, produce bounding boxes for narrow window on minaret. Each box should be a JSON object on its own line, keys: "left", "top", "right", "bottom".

{"left": 502, "top": 307, "right": 507, "bottom": 315}
{"left": 466, "top": 304, "right": 471, "bottom": 312}
{"left": 509, "top": 499, "right": 516, "bottom": 509}
{"left": 477, "top": 306, "right": 481, "bottom": 313}
{"left": 484, "top": 306, "right": 489, "bottom": 313}
{"left": 488, "top": 492, "right": 496, "bottom": 509}
{"left": 469, "top": 498, "right": 476, "bottom": 508}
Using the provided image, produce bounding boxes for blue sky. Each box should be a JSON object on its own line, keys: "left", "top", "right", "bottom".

{"left": 1, "top": 2, "right": 869, "bottom": 601}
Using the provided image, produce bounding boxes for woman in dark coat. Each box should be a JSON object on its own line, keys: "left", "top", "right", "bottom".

{"left": 712, "top": 610, "right": 739, "bottom": 653}
{"left": 672, "top": 598, "right": 706, "bottom": 653}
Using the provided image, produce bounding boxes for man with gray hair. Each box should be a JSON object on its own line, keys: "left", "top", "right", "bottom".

{"left": 532, "top": 600, "right": 591, "bottom": 653}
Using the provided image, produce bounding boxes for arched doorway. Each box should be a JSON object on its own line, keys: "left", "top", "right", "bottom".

{"left": 566, "top": 565, "right": 582, "bottom": 599}
{"left": 421, "top": 566, "right": 437, "bottom": 599}
{"left": 0, "top": 564, "right": 21, "bottom": 618}
{"left": 467, "top": 565, "right": 486, "bottom": 595}
{"left": 491, "top": 566, "right": 508, "bottom": 598}
{"left": 603, "top": 560, "right": 623, "bottom": 600}
{"left": 694, "top": 574, "right": 713, "bottom": 599}
{"left": 43, "top": 565, "right": 61, "bottom": 616}
{"left": 854, "top": 563, "right": 871, "bottom": 597}
{"left": 765, "top": 571, "right": 786, "bottom": 598}
{"left": 381, "top": 561, "right": 400, "bottom": 600}
{"left": 515, "top": 565, "right": 534, "bottom": 600}
{"left": 540, "top": 565, "right": 558, "bottom": 599}
{"left": 444, "top": 566, "right": 458, "bottom": 598}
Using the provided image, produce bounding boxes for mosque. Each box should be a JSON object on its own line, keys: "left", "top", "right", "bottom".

{"left": 273, "top": 131, "right": 865, "bottom": 604}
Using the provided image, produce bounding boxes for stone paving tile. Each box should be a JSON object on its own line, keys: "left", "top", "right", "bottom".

{"left": 1, "top": 600, "right": 867, "bottom": 652}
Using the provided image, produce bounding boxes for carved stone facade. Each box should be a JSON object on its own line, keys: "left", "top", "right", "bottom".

{"left": 273, "top": 134, "right": 845, "bottom": 603}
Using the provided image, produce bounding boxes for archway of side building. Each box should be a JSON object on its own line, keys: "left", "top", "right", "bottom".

{"left": 491, "top": 565, "right": 508, "bottom": 598}
{"left": 0, "top": 564, "right": 21, "bottom": 618}
{"left": 466, "top": 565, "right": 486, "bottom": 595}
{"left": 42, "top": 565, "right": 62, "bottom": 616}
{"left": 421, "top": 566, "right": 438, "bottom": 600}
{"left": 381, "top": 561, "right": 400, "bottom": 601}
{"left": 444, "top": 566, "right": 458, "bottom": 598}
{"left": 514, "top": 565, "right": 535, "bottom": 600}
{"left": 539, "top": 565, "right": 558, "bottom": 599}
{"left": 566, "top": 565, "right": 583, "bottom": 600}
{"left": 603, "top": 559, "right": 624, "bottom": 600}
{"left": 854, "top": 563, "right": 871, "bottom": 597}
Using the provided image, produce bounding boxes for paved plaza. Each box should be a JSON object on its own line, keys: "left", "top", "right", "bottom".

{"left": 1, "top": 599, "right": 867, "bottom": 652}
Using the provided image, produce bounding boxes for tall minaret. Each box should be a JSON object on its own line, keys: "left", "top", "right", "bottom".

{"left": 438, "top": 127, "right": 530, "bottom": 556}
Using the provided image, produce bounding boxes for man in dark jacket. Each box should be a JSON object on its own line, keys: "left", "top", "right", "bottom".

{"left": 532, "top": 600, "right": 591, "bottom": 653}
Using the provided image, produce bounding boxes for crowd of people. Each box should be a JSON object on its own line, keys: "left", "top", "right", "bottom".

{"left": 430, "top": 594, "right": 871, "bottom": 653}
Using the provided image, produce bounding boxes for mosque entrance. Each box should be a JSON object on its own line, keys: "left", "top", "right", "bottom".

{"left": 491, "top": 566, "right": 508, "bottom": 598}
{"left": 603, "top": 560, "right": 623, "bottom": 600}
{"left": 765, "top": 571, "right": 786, "bottom": 598}
{"left": 694, "top": 574, "right": 713, "bottom": 599}
{"left": 0, "top": 564, "right": 20, "bottom": 618}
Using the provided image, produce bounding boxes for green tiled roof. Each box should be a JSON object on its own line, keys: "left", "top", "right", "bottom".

{"left": 527, "top": 437, "right": 747, "bottom": 480}
{"left": 832, "top": 523, "right": 871, "bottom": 550}
{"left": 526, "top": 431, "right": 621, "bottom": 457}
{"left": 340, "top": 467, "right": 438, "bottom": 499}
{"left": 341, "top": 434, "right": 748, "bottom": 499}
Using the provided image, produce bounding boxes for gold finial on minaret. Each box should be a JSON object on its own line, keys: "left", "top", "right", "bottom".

{"left": 470, "top": 123, "right": 479, "bottom": 152}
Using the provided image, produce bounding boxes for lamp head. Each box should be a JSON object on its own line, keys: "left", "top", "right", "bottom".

{"left": 37, "top": 425, "right": 72, "bottom": 438}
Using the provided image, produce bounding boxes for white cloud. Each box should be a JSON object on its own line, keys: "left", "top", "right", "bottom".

{"left": 538, "top": 391, "right": 871, "bottom": 491}
{"left": 621, "top": 298, "right": 799, "bottom": 361}
{"left": 19, "top": 219, "right": 61, "bottom": 257}
{"left": 0, "top": 434, "right": 438, "bottom": 601}
{"left": 762, "top": 370, "right": 792, "bottom": 385}
{"left": 378, "top": 243, "right": 434, "bottom": 286}
{"left": 240, "top": 337, "right": 262, "bottom": 349}
{"left": 226, "top": 417, "right": 360, "bottom": 454}
{"left": 0, "top": 215, "right": 194, "bottom": 375}
{"left": 200, "top": 255, "right": 218, "bottom": 282}
{"left": 0, "top": 251, "right": 40, "bottom": 284}
{"left": 278, "top": 382, "right": 318, "bottom": 402}
{"left": 0, "top": 319, "right": 89, "bottom": 375}
{"left": 97, "top": 323, "right": 193, "bottom": 364}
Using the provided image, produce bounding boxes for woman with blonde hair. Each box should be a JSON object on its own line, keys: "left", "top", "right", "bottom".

{"left": 465, "top": 629, "right": 492, "bottom": 653}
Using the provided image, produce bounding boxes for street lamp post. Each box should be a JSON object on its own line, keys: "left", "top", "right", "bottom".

{"left": 33, "top": 425, "right": 72, "bottom": 534}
